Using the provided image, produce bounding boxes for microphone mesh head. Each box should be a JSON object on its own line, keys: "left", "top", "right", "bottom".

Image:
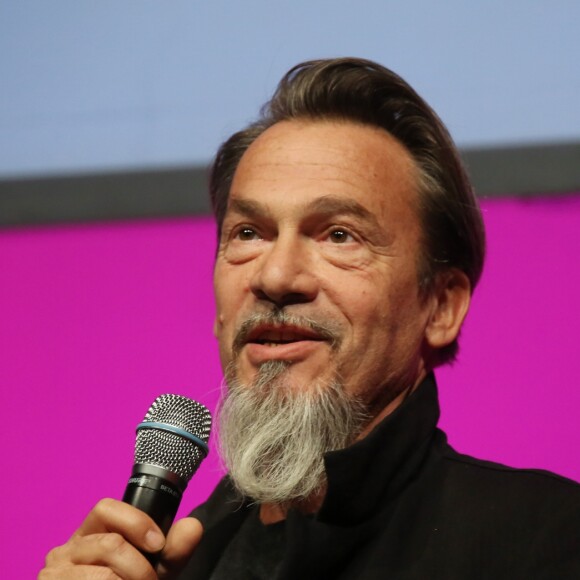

{"left": 134, "top": 394, "right": 212, "bottom": 482}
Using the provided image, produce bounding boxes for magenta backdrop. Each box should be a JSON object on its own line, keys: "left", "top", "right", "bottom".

{"left": 1, "top": 196, "right": 579, "bottom": 577}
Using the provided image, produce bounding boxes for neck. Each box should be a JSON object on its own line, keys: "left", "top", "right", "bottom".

{"left": 357, "top": 367, "right": 427, "bottom": 440}
{"left": 259, "top": 490, "right": 325, "bottom": 524}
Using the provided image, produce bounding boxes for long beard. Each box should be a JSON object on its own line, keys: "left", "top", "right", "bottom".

{"left": 218, "top": 360, "right": 368, "bottom": 504}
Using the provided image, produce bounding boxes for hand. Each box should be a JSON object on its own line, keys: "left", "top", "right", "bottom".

{"left": 39, "top": 498, "right": 203, "bottom": 579}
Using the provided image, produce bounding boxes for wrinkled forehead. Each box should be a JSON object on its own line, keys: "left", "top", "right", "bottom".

{"left": 229, "top": 119, "right": 421, "bottom": 219}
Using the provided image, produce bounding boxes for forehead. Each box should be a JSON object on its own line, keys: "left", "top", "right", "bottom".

{"left": 229, "top": 120, "right": 420, "bottom": 223}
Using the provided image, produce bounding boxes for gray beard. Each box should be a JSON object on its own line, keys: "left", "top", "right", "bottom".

{"left": 218, "top": 360, "right": 368, "bottom": 505}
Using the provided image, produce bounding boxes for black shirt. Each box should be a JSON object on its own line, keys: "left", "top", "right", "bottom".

{"left": 182, "top": 374, "right": 580, "bottom": 579}
{"left": 209, "top": 506, "right": 285, "bottom": 580}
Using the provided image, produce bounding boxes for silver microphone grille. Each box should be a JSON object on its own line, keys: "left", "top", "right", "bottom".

{"left": 134, "top": 394, "right": 212, "bottom": 482}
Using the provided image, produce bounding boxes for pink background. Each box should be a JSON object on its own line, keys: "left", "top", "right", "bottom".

{"left": 2, "top": 195, "right": 579, "bottom": 577}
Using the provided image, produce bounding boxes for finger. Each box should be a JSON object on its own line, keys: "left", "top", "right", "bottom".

{"left": 74, "top": 498, "right": 165, "bottom": 554}
{"left": 39, "top": 563, "right": 123, "bottom": 579}
{"left": 157, "top": 517, "right": 203, "bottom": 578}
{"left": 55, "top": 533, "right": 157, "bottom": 580}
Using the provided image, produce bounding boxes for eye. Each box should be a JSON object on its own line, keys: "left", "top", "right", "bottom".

{"left": 327, "top": 228, "right": 354, "bottom": 244}
{"left": 235, "top": 227, "right": 261, "bottom": 241}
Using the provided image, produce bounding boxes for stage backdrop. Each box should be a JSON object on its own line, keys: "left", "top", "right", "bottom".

{"left": 2, "top": 194, "right": 579, "bottom": 577}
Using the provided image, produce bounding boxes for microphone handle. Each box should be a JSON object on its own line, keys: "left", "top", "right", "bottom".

{"left": 122, "top": 470, "right": 184, "bottom": 566}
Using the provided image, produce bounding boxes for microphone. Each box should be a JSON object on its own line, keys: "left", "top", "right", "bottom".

{"left": 122, "top": 394, "right": 212, "bottom": 560}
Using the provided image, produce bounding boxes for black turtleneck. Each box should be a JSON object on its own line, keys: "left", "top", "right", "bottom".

{"left": 181, "top": 374, "right": 580, "bottom": 579}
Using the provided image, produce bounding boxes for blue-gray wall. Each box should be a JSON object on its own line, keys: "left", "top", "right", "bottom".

{"left": 1, "top": 1, "right": 579, "bottom": 226}
{"left": 2, "top": 0, "right": 579, "bottom": 177}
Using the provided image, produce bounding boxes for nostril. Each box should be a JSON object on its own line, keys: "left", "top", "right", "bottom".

{"left": 279, "top": 293, "right": 316, "bottom": 306}
{"left": 252, "top": 288, "right": 314, "bottom": 307}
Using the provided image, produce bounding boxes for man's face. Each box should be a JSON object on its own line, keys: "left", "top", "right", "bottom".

{"left": 214, "top": 120, "right": 435, "bottom": 421}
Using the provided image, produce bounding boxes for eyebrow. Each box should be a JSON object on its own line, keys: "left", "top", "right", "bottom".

{"left": 227, "top": 195, "right": 380, "bottom": 227}
{"left": 307, "top": 195, "right": 380, "bottom": 227}
{"left": 227, "top": 198, "right": 268, "bottom": 220}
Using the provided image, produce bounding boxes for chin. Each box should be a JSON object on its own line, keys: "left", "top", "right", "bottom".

{"left": 230, "top": 358, "right": 337, "bottom": 398}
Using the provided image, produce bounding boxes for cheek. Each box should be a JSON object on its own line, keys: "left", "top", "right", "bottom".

{"left": 214, "top": 262, "right": 247, "bottom": 309}
{"left": 213, "top": 263, "right": 254, "bottom": 351}
{"left": 328, "top": 274, "right": 379, "bottom": 330}
{"left": 345, "top": 272, "right": 425, "bottom": 345}
{"left": 214, "top": 313, "right": 236, "bottom": 371}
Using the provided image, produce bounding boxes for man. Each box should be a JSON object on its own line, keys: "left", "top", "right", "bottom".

{"left": 41, "top": 58, "right": 580, "bottom": 579}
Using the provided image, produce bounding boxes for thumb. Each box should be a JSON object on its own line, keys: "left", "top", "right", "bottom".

{"left": 157, "top": 517, "right": 203, "bottom": 579}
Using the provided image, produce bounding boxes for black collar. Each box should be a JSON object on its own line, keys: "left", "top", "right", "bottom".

{"left": 318, "top": 373, "right": 440, "bottom": 525}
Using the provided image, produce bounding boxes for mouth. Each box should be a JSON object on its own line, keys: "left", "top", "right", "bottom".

{"left": 239, "top": 323, "right": 330, "bottom": 364}
{"left": 245, "top": 324, "right": 326, "bottom": 347}
{"left": 231, "top": 312, "right": 341, "bottom": 367}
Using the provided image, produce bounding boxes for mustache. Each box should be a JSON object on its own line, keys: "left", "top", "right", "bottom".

{"left": 232, "top": 309, "right": 342, "bottom": 355}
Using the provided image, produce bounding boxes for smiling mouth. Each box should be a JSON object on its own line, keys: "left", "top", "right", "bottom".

{"left": 232, "top": 312, "right": 341, "bottom": 358}
{"left": 246, "top": 326, "right": 326, "bottom": 347}
{"left": 241, "top": 325, "right": 328, "bottom": 364}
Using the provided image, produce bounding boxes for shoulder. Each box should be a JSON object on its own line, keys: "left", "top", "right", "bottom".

{"left": 437, "top": 431, "right": 580, "bottom": 496}
{"left": 424, "top": 432, "right": 580, "bottom": 575}
{"left": 433, "top": 430, "right": 580, "bottom": 527}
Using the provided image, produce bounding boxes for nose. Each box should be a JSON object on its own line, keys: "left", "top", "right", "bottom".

{"left": 249, "top": 233, "right": 318, "bottom": 307}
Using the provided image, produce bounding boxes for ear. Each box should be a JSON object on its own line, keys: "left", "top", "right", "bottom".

{"left": 424, "top": 269, "right": 471, "bottom": 350}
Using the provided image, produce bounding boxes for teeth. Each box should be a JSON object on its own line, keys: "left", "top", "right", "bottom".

{"left": 259, "top": 333, "right": 306, "bottom": 342}
{"left": 260, "top": 331, "right": 305, "bottom": 341}
{"left": 261, "top": 331, "right": 283, "bottom": 341}
{"left": 252, "top": 328, "right": 320, "bottom": 346}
